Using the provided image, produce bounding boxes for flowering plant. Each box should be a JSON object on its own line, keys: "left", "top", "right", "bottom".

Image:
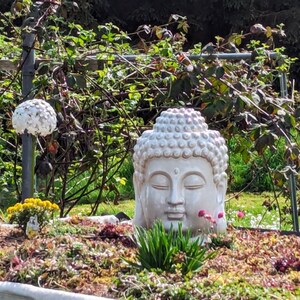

{"left": 237, "top": 210, "right": 245, "bottom": 218}
{"left": 198, "top": 210, "right": 218, "bottom": 233}
{"left": 198, "top": 209, "right": 233, "bottom": 248}
{"left": 7, "top": 198, "right": 59, "bottom": 233}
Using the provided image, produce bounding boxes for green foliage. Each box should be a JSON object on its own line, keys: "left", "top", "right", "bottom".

{"left": 118, "top": 274, "right": 299, "bottom": 300}
{"left": 0, "top": 0, "right": 299, "bottom": 225}
{"left": 228, "top": 137, "right": 287, "bottom": 192}
{"left": 132, "top": 220, "right": 215, "bottom": 275}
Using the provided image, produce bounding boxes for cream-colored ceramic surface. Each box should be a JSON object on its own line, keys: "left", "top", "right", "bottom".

{"left": 0, "top": 282, "right": 114, "bottom": 300}
{"left": 133, "top": 108, "right": 228, "bottom": 235}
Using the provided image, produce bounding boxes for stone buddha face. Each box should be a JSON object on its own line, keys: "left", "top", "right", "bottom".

{"left": 133, "top": 108, "right": 228, "bottom": 235}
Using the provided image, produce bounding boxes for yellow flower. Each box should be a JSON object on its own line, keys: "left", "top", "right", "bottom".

{"left": 24, "top": 198, "right": 34, "bottom": 204}
{"left": 23, "top": 203, "right": 31, "bottom": 209}
{"left": 44, "top": 200, "right": 52, "bottom": 209}
{"left": 36, "top": 199, "right": 44, "bottom": 206}
{"left": 14, "top": 203, "right": 22, "bottom": 211}
{"left": 51, "top": 203, "right": 59, "bottom": 211}
{"left": 38, "top": 201, "right": 46, "bottom": 208}
{"left": 7, "top": 207, "right": 14, "bottom": 214}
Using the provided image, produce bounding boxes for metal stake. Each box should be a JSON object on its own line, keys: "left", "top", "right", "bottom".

{"left": 21, "top": 9, "right": 36, "bottom": 200}
{"left": 279, "top": 73, "right": 299, "bottom": 233}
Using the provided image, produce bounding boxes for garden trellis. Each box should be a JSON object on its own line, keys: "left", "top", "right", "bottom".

{"left": 0, "top": 1, "right": 298, "bottom": 232}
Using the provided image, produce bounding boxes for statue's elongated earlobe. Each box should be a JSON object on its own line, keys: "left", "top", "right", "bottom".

{"left": 133, "top": 176, "right": 147, "bottom": 227}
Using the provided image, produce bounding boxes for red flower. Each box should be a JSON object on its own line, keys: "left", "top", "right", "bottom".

{"left": 217, "top": 212, "right": 224, "bottom": 219}
{"left": 237, "top": 210, "right": 245, "bottom": 218}
{"left": 198, "top": 210, "right": 206, "bottom": 217}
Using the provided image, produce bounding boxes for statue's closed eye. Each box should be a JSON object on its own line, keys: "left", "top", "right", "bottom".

{"left": 184, "top": 174, "right": 205, "bottom": 190}
{"left": 150, "top": 174, "right": 170, "bottom": 190}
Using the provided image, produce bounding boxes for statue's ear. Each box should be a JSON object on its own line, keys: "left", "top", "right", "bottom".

{"left": 216, "top": 182, "right": 227, "bottom": 205}
{"left": 133, "top": 173, "right": 147, "bottom": 227}
{"left": 216, "top": 183, "right": 227, "bottom": 234}
{"left": 133, "top": 172, "right": 140, "bottom": 200}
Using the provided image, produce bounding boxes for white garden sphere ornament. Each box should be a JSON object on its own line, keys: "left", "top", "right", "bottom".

{"left": 12, "top": 99, "right": 57, "bottom": 136}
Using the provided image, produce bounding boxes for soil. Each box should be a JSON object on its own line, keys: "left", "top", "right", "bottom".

{"left": 0, "top": 226, "right": 25, "bottom": 252}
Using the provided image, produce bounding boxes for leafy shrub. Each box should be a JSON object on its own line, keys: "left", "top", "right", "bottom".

{"left": 228, "top": 137, "right": 287, "bottom": 192}
{"left": 132, "top": 220, "right": 215, "bottom": 275}
{"left": 7, "top": 198, "right": 59, "bottom": 232}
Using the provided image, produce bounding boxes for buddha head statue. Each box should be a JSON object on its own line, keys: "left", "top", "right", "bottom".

{"left": 133, "top": 108, "right": 228, "bottom": 235}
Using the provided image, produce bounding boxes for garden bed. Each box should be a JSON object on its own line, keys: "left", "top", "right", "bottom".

{"left": 0, "top": 218, "right": 300, "bottom": 299}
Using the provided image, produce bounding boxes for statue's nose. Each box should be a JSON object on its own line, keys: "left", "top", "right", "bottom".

{"left": 167, "top": 188, "right": 184, "bottom": 205}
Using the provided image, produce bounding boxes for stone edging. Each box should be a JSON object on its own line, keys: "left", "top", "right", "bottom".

{"left": 0, "top": 282, "right": 114, "bottom": 300}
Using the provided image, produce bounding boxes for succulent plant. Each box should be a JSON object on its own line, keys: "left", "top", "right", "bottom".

{"left": 12, "top": 99, "right": 57, "bottom": 136}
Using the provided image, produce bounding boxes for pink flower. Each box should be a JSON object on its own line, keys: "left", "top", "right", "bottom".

{"left": 211, "top": 218, "right": 217, "bottom": 224}
{"left": 237, "top": 210, "right": 245, "bottom": 218}
{"left": 204, "top": 214, "right": 212, "bottom": 221}
{"left": 198, "top": 210, "right": 206, "bottom": 217}
{"left": 217, "top": 212, "right": 224, "bottom": 219}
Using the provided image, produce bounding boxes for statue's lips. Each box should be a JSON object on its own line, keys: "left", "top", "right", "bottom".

{"left": 165, "top": 208, "right": 186, "bottom": 219}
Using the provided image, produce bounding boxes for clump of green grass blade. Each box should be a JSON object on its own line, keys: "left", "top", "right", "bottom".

{"left": 131, "top": 220, "right": 215, "bottom": 275}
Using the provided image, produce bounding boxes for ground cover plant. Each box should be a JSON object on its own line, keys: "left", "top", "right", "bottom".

{"left": 0, "top": 218, "right": 300, "bottom": 299}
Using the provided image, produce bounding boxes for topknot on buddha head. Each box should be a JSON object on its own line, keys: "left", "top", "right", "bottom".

{"left": 133, "top": 108, "right": 228, "bottom": 188}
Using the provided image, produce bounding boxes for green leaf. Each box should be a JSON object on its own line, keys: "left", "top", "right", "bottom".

{"left": 241, "top": 149, "right": 251, "bottom": 163}
{"left": 131, "top": 220, "right": 212, "bottom": 275}
{"left": 228, "top": 33, "right": 243, "bottom": 46}
{"left": 204, "top": 66, "right": 216, "bottom": 77}
{"left": 170, "top": 79, "right": 184, "bottom": 98}
{"left": 37, "top": 63, "right": 49, "bottom": 75}
{"left": 254, "top": 133, "right": 274, "bottom": 155}
{"left": 215, "top": 66, "right": 225, "bottom": 79}
{"left": 284, "top": 114, "right": 296, "bottom": 128}
{"left": 73, "top": 74, "right": 87, "bottom": 89}
{"left": 266, "top": 26, "right": 273, "bottom": 38}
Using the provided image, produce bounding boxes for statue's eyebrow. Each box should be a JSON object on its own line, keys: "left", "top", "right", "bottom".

{"left": 149, "top": 171, "right": 170, "bottom": 178}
